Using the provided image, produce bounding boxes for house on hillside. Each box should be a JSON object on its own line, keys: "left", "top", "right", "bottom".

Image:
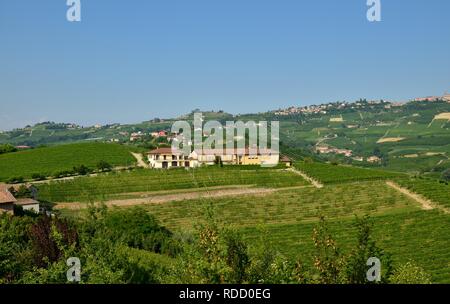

{"left": 148, "top": 148, "right": 190, "bottom": 169}
{"left": 0, "top": 185, "right": 17, "bottom": 214}
{"left": 280, "top": 155, "right": 293, "bottom": 167}
{"left": 147, "top": 148, "right": 280, "bottom": 169}
{"left": 367, "top": 156, "right": 381, "bottom": 163}
{"left": 0, "top": 184, "right": 40, "bottom": 215}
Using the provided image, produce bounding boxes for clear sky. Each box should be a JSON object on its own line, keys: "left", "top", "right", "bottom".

{"left": 1, "top": 0, "right": 449, "bottom": 130}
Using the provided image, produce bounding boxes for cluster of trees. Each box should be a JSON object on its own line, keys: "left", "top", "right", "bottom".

{"left": 0, "top": 204, "right": 432, "bottom": 284}
{"left": 441, "top": 169, "right": 450, "bottom": 182}
{"left": 0, "top": 144, "right": 17, "bottom": 155}
{"left": 7, "top": 161, "right": 114, "bottom": 184}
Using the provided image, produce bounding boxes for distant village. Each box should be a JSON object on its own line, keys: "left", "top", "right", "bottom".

{"left": 272, "top": 92, "right": 450, "bottom": 117}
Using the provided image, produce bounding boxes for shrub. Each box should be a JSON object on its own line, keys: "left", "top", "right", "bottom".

{"left": 73, "top": 165, "right": 91, "bottom": 175}
{"left": 390, "top": 262, "right": 432, "bottom": 284}
{"left": 7, "top": 176, "right": 24, "bottom": 184}
{"left": 96, "top": 161, "right": 112, "bottom": 172}
{"left": 31, "top": 173, "right": 46, "bottom": 181}
{"left": 441, "top": 169, "right": 450, "bottom": 182}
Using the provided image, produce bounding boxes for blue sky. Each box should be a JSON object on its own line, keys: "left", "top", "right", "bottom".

{"left": 1, "top": 0, "right": 449, "bottom": 130}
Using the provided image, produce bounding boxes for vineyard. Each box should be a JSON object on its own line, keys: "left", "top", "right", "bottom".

{"left": 37, "top": 167, "right": 309, "bottom": 202}
{"left": 143, "top": 181, "right": 418, "bottom": 230}
{"left": 294, "top": 161, "right": 404, "bottom": 184}
{"left": 139, "top": 179, "right": 450, "bottom": 283}
{"left": 241, "top": 210, "right": 450, "bottom": 283}
{"left": 0, "top": 142, "right": 136, "bottom": 182}
{"left": 396, "top": 178, "right": 450, "bottom": 209}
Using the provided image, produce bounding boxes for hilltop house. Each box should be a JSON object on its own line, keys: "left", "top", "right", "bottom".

{"left": 0, "top": 184, "right": 40, "bottom": 214}
{"left": 147, "top": 148, "right": 280, "bottom": 169}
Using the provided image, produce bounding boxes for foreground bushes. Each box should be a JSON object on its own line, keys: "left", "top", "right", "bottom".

{"left": 0, "top": 205, "right": 432, "bottom": 284}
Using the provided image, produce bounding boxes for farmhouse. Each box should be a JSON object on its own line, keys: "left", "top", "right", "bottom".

{"left": 0, "top": 184, "right": 16, "bottom": 214}
{"left": 147, "top": 148, "right": 279, "bottom": 169}
{"left": 0, "top": 184, "right": 40, "bottom": 214}
{"left": 367, "top": 156, "right": 382, "bottom": 163}
{"left": 14, "top": 198, "right": 40, "bottom": 213}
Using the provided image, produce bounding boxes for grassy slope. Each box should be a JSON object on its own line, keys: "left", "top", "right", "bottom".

{"left": 0, "top": 142, "right": 136, "bottom": 181}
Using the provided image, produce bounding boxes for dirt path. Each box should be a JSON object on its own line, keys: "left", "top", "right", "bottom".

{"left": 55, "top": 187, "right": 277, "bottom": 210}
{"left": 386, "top": 181, "right": 434, "bottom": 210}
{"left": 287, "top": 168, "right": 324, "bottom": 189}
{"left": 131, "top": 152, "right": 149, "bottom": 168}
{"left": 54, "top": 184, "right": 313, "bottom": 210}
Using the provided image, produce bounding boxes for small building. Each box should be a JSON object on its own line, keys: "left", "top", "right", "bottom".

{"left": 0, "top": 184, "right": 17, "bottom": 214}
{"left": 280, "top": 156, "right": 293, "bottom": 167}
{"left": 367, "top": 156, "right": 381, "bottom": 163}
{"left": 0, "top": 184, "right": 40, "bottom": 215}
{"left": 15, "top": 198, "right": 40, "bottom": 213}
{"left": 148, "top": 148, "right": 190, "bottom": 169}
{"left": 15, "top": 145, "right": 31, "bottom": 150}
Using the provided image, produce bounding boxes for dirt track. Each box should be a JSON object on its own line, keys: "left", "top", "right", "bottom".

{"left": 287, "top": 168, "right": 324, "bottom": 188}
{"left": 54, "top": 184, "right": 313, "bottom": 210}
{"left": 55, "top": 187, "right": 276, "bottom": 210}
{"left": 385, "top": 181, "right": 434, "bottom": 210}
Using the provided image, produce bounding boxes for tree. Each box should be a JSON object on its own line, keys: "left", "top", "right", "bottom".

{"left": 0, "top": 144, "right": 17, "bottom": 154}
{"left": 344, "top": 215, "right": 392, "bottom": 284}
{"left": 96, "top": 161, "right": 112, "bottom": 172}
{"left": 73, "top": 165, "right": 90, "bottom": 175}
{"left": 312, "top": 216, "right": 344, "bottom": 283}
{"left": 441, "top": 168, "right": 450, "bottom": 182}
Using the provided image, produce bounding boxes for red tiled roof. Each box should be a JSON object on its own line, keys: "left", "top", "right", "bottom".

{"left": 0, "top": 184, "right": 17, "bottom": 204}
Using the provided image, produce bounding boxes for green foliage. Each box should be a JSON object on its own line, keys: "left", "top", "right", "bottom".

{"left": 389, "top": 261, "right": 432, "bottom": 284}
{"left": 441, "top": 168, "right": 450, "bottom": 182}
{"left": 73, "top": 164, "right": 91, "bottom": 176}
{"left": 0, "top": 144, "right": 17, "bottom": 154}
{"left": 101, "top": 207, "right": 181, "bottom": 256}
{"left": 343, "top": 216, "right": 392, "bottom": 284}
{"left": 96, "top": 160, "right": 112, "bottom": 172}
{"left": 311, "top": 216, "right": 344, "bottom": 283}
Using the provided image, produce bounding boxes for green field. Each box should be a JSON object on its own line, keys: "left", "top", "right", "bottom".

{"left": 37, "top": 167, "right": 309, "bottom": 202}
{"left": 0, "top": 142, "right": 136, "bottom": 181}
{"left": 294, "top": 161, "right": 403, "bottom": 184}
